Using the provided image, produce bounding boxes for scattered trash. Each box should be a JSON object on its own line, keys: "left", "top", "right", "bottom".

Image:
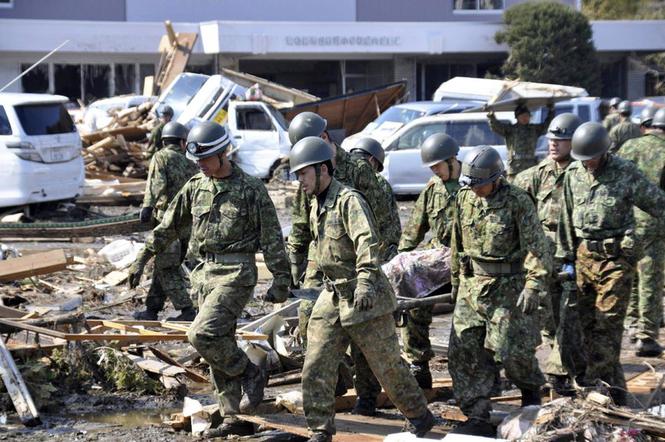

{"left": 98, "top": 239, "right": 144, "bottom": 269}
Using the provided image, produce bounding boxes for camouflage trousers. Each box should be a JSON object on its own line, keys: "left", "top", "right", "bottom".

{"left": 303, "top": 310, "right": 428, "bottom": 434}
{"left": 146, "top": 238, "right": 192, "bottom": 312}
{"left": 353, "top": 305, "right": 434, "bottom": 400}
{"left": 186, "top": 284, "right": 253, "bottom": 415}
{"left": 575, "top": 243, "right": 634, "bottom": 395}
{"left": 625, "top": 233, "right": 665, "bottom": 340}
{"left": 449, "top": 273, "right": 544, "bottom": 420}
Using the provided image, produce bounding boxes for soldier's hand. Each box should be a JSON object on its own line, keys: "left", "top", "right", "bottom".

{"left": 127, "top": 249, "right": 153, "bottom": 289}
{"left": 354, "top": 287, "right": 375, "bottom": 312}
{"left": 517, "top": 287, "right": 539, "bottom": 314}
{"left": 289, "top": 253, "right": 307, "bottom": 289}
{"left": 262, "top": 282, "right": 289, "bottom": 303}
{"left": 451, "top": 285, "right": 459, "bottom": 303}
{"left": 139, "top": 206, "right": 153, "bottom": 224}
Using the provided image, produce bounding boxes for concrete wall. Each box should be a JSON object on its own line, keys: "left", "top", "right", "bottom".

{"left": 125, "top": 0, "right": 356, "bottom": 22}
{"left": 0, "top": 0, "right": 125, "bottom": 20}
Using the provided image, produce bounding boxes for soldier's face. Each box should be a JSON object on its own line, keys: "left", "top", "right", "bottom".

{"left": 548, "top": 138, "right": 572, "bottom": 161}
{"left": 517, "top": 113, "right": 531, "bottom": 125}
{"left": 296, "top": 165, "right": 318, "bottom": 195}
{"left": 430, "top": 161, "right": 450, "bottom": 181}
{"left": 582, "top": 156, "right": 603, "bottom": 172}
{"left": 196, "top": 155, "right": 222, "bottom": 177}
{"left": 471, "top": 181, "right": 495, "bottom": 198}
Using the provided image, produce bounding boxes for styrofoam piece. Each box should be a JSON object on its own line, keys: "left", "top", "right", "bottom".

{"left": 98, "top": 239, "right": 144, "bottom": 269}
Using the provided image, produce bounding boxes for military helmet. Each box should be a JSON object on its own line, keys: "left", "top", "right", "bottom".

{"left": 459, "top": 145, "right": 505, "bottom": 187}
{"left": 420, "top": 133, "right": 459, "bottom": 167}
{"left": 609, "top": 97, "right": 622, "bottom": 108}
{"left": 546, "top": 113, "right": 582, "bottom": 140}
{"left": 640, "top": 106, "right": 658, "bottom": 127}
{"left": 617, "top": 100, "right": 632, "bottom": 116}
{"left": 289, "top": 136, "right": 333, "bottom": 174}
{"left": 161, "top": 121, "right": 188, "bottom": 141}
{"left": 159, "top": 105, "right": 174, "bottom": 118}
{"left": 288, "top": 112, "right": 327, "bottom": 145}
{"left": 185, "top": 121, "right": 231, "bottom": 160}
{"left": 652, "top": 108, "right": 665, "bottom": 129}
{"left": 571, "top": 122, "right": 610, "bottom": 161}
{"left": 351, "top": 137, "right": 385, "bottom": 171}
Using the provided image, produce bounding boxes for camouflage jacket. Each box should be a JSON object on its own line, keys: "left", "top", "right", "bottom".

{"left": 556, "top": 154, "right": 665, "bottom": 263}
{"left": 399, "top": 176, "right": 459, "bottom": 252}
{"left": 602, "top": 112, "right": 621, "bottom": 132}
{"left": 287, "top": 145, "right": 386, "bottom": 261}
{"left": 143, "top": 143, "right": 199, "bottom": 221}
{"left": 147, "top": 122, "right": 165, "bottom": 158}
{"left": 608, "top": 120, "right": 641, "bottom": 153}
{"left": 376, "top": 172, "right": 401, "bottom": 259}
{"left": 488, "top": 112, "right": 552, "bottom": 175}
{"left": 451, "top": 178, "right": 552, "bottom": 291}
{"left": 309, "top": 178, "right": 396, "bottom": 326}
{"left": 618, "top": 132, "right": 665, "bottom": 234}
{"left": 513, "top": 158, "right": 573, "bottom": 240}
{"left": 145, "top": 162, "right": 290, "bottom": 290}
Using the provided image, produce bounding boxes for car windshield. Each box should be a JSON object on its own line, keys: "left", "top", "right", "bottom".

{"left": 266, "top": 104, "right": 288, "bottom": 130}
{"left": 374, "top": 107, "right": 427, "bottom": 126}
{"left": 394, "top": 119, "right": 505, "bottom": 150}
{"left": 161, "top": 75, "right": 208, "bottom": 117}
{"left": 14, "top": 103, "right": 76, "bottom": 135}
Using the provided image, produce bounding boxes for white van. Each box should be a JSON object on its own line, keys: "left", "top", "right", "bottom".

{"left": 176, "top": 75, "right": 247, "bottom": 128}
{"left": 0, "top": 93, "right": 84, "bottom": 208}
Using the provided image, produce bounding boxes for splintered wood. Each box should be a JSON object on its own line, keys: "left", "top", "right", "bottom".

{"left": 0, "top": 250, "right": 74, "bottom": 282}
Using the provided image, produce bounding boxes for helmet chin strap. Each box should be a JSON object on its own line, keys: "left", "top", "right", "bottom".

{"left": 314, "top": 164, "right": 322, "bottom": 195}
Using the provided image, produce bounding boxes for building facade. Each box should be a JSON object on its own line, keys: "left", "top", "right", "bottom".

{"left": 0, "top": 0, "right": 662, "bottom": 102}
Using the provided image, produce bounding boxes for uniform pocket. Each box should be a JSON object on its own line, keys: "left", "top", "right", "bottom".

{"left": 483, "top": 222, "right": 515, "bottom": 257}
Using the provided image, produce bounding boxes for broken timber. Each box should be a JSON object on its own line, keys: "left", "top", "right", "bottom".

{"left": 0, "top": 250, "right": 73, "bottom": 282}
{"left": 0, "top": 216, "right": 147, "bottom": 238}
{"left": 0, "top": 338, "right": 41, "bottom": 426}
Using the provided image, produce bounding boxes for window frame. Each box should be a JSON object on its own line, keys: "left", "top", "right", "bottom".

{"left": 452, "top": 0, "right": 505, "bottom": 14}
{"left": 0, "top": 0, "right": 14, "bottom": 9}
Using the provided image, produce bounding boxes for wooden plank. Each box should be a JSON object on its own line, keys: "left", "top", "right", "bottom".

{"left": 85, "top": 320, "right": 268, "bottom": 340}
{"left": 62, "top": 333, "right": 188, "bottom": 342}
{"left": 101, "top": 320, "right": 163, "bottom": 336}
{"left": 148, "top": 346, "right": 209, "bottom": 384}
{"left": 0, "top": 250, "right": 73, "bottom": 282}
{"left": 0, "top": 218, "right": 147, "bottom": 238}
{"left": 335, "top": 378, "right": 453, "bottom": 411}
{"left": 124, "top": 353, "right": 185, "bottom": 377}
{"left": 0, "top": 318, "right": 67, "bottom": 339}
{"left": 0, "top": 305, "right": 27, "bottom": 319}
{"left": 80, "top": 125, "right": 149, "bottom": 145}
{"left": 0, "top": 338, "right": 40, "bottom": 426}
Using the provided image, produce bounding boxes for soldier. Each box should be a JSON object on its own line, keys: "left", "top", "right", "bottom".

{"left": 602, "top": 97, "right": 622, "bottom": 132}
{"left": 513, "top": 113, "right": 585, "bottom": 394}
{"left": 608, "top": 101, "right": 641, "bottom": 153}
{"left": 128, "top": 121, "right": 291, "bottom": 437}
{"left": 290, "top": 136, "right": 434, "bottom": 442}
{"left": 557, "top": 122, "right": 665, "bottom": 405}
{"left": 134, "top": 121, "right": 199, "bottom": 321}
{"left": 488, "top": 102, "right": 554, "bottom": 179}
{"left": 620, "top": 107, "right": 665, "bottom": 357}
{"left": 448, "top": 146, "right": 550, "bottom": 437}
{"left": 147, "top": 105, "right": 173, "bottom": 158}
{"left": 349, "top": 137, "right": 401, "bottom": 260}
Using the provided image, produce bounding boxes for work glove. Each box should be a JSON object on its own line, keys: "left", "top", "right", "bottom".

{"left": 517, "top": 287, "right": 540, "bottom": 315}
{"left": 128, "top": 249, "right": 154, "bottom": 289}
{"left": 557, "top": 263, "right": 575, "bottom": 281}
{"left": 260, "top": 282, "right": 289, "bottom": 303}
{"left": 289, "top": 252, "right": 307, "bottom": 289}
{"left": 451, "top": 285, "right": 459, "bottom": 303}
{"left": 354, "top": 283, "right": 375, "bottom": 312}
{"left": 139, "top": 206, "right": 153, "bottom": 224}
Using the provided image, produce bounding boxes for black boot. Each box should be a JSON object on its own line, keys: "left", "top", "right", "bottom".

{"left": 351, "top": 397, "right": 376, "bottom": 416}
{"left": 547, "top": 374, "right": 575, "bottom": 397}
{"left": 133, "top": 308, "right": 159, "bottom": 320}
{"left": 410, "top": 361, "right": 433, "bottom": 390}
{"left": 403, "top": 409, "right": 434, "bottom": 437}
{"left": 166, "top": 306, "right": 197, "bottom": 322}
{"left": 307, "top": 431, "right": 332, "bottom": 442}
{"left": 521, "top": 388, "right": 542, "bottom": 407}
{"left": 609, "top": 387, "right": 628, "bottom": 406}
{"left": 449, "top": 417, "right": 495, "bottom": 437}
{"left": 636, "top": 337, "right": 663, "bottom": 357}
{"left": 202, "top": 417, "right": 253, "bottom": 438}
{"left": 239, "top": 361, "right": 267, "bottom": 413}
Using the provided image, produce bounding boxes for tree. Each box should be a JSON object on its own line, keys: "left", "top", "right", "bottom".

{"left": 495, "top": 1, "right": 601, "bottom": 95}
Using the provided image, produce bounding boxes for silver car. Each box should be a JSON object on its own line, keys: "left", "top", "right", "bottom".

{"left": 380, "top": 112, "right": 512, "bottom": 195}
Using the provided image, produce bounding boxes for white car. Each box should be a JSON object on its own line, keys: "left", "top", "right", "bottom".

{"left": 381, "top": 112, "right": 512, "bottom": 195}
{"left": 0, "top": 93, "right": 84, "bottom": 208}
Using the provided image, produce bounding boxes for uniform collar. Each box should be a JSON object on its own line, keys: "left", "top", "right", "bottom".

{"left": 314, "top": 178, "right": 342, "bottom": 216}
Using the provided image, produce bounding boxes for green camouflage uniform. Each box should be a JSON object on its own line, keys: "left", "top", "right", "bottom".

{"left": 144, "top": 162, "right": 290, "bottom": 415}
{"left": 147, "top": 122, "right": 166, "bottom": 158}
{"left": 449, "top": 178, "right": 550, "bottom": 420}
{"left": 488, "top": 112, "right": 553, "bottom": 178}
{"left": 376, "top": 172, "right": 401, "bottom": 260}
{"left": 602, "top": 112, "right": 621, "bottom": 132}
{"left": 142, "top": 143, "right": 199, "bottom": 312}
{"left": 514, "top": 159, "right": 585, "bottom": 379}
{"left": 608, "top": 120, "right": 641, "bottom": 153}
{"left": 301, "top": 178, "right": 428, "bottom": 435}
{"left": 557, "top": 155, "right": 665, "bottom": 397}
{"left": 619, "top": 133, "right": 665, "bottom": 341}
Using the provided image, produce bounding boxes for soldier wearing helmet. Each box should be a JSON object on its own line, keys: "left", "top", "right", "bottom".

{"left": 619, "top": 106, "right": 665, "bottom": 358}
{"left": 448, "top": 146, "right": 551, "bottom": 437}
{"left": 134, "top": 121, "right": 198, "bottom": 322}
{"left": 290, "top": 136, "right": 433, "bottom": 442}
{"left": 557, "top": 122, "right": 665, "bottom": 405}
{"left": 514, "top": 113, "right": 585, "bottom": 395}
{"left": 147, "top": 105, "right": 174, "bottom": 158}
{"left": 608, "top": 101, "right": 641, "bottom": 152}
{"left": 128, "top": 121, "right": 291, "bottom": 437}
{"left": 602, "top": 97, "right": 622, "bottom": 132}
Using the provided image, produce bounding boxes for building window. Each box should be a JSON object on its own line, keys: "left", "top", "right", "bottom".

{"left": 82, "top": 64, "right": 111, "bottom": 103}
{"left": 454, "top": 0, "right": 504, "bottom": 11}
{"left": 54, "top": 64, "right": 82, "bottom": 103}
{"left": 115, "top": 64, "right": 136, "bottom": 95}
{"left": 20, "top": 64, "right": 49, "bottom": 94}
{"left": 0, "top": 0, "right": 14, "bottom": 8}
